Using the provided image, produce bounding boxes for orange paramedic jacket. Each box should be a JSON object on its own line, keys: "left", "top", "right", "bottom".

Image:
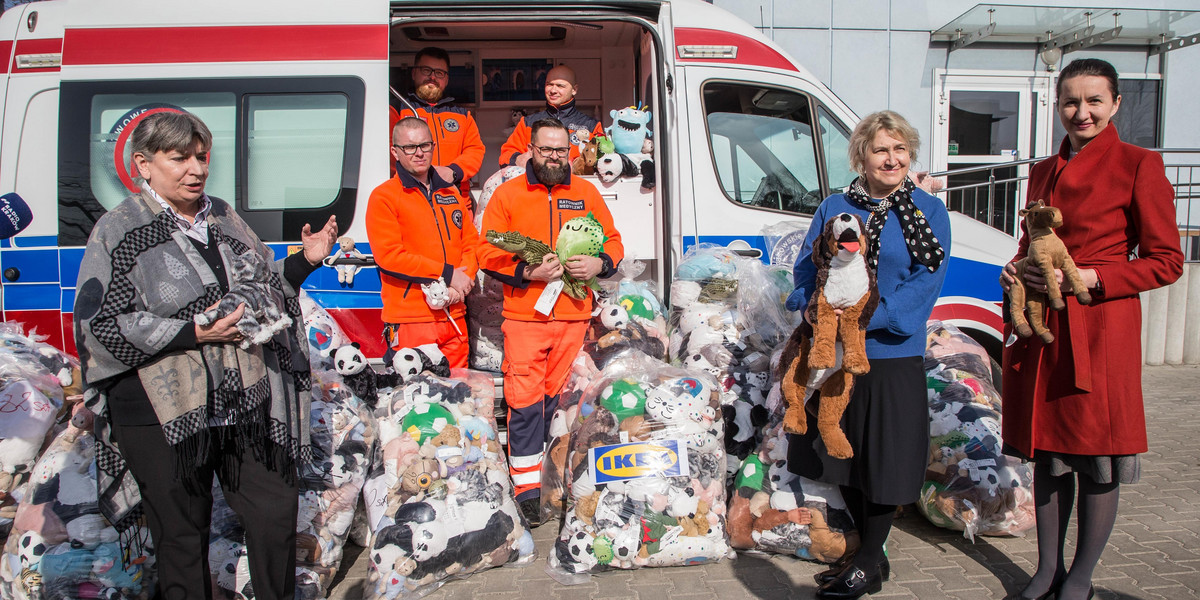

{"left": 479, "top": 168, "right": 623, "bottom": 322}
{"left": 389, "top": 95, "right": 485, "bottom": 196}
{"left": 366, "top": 166, "right": 480, "bottom": 324}
{"left": 499, "top": 99, "right": 603, "bottom": 167}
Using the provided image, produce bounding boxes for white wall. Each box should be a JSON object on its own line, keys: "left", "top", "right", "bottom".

{"left": 713, "top": 0, "right": 1200, "bottom": 162}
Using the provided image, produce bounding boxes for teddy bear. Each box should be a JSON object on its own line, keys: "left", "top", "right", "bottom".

{"left": 321, "top": 236, "right": 368, "bottom": 287}
{"left": 1006, "top": 199, "right": 1093, "bottom": 343}
{"left": 805, "top": 507, "right": 859, "bottom": 564}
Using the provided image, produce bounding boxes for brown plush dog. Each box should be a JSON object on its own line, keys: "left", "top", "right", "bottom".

{"left": 778, "top": 213, "right": 878, "bottom": 459}
{"left": 1007, "top": 200, "right": 1092, "bottom": 343}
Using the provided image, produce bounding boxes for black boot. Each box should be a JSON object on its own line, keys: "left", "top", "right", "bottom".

{"left": 816, "top": 565, "right": 883, "bottom": 599}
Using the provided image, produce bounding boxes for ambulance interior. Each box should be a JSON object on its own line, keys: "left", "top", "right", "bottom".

{"left": 387, "top": 19, "right": 665, "bottom": 284}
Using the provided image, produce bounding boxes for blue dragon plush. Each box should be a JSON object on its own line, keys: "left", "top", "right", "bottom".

{"left": 606, "top": 105, "right": 652, "bottom": 154}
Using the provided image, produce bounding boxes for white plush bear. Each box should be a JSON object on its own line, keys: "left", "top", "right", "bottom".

{"left": 322, "top": 236, "right": 367, "bottom": 286}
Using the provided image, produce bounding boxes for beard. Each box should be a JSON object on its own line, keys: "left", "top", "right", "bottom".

{"left": 415, "top": 82, "right": 444, "bottom": 103}
{"left": 533, "top": 160, "right": 567, "bottom": 186}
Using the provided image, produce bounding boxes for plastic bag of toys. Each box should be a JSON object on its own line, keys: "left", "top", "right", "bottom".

{"left": 207, "top": 486, "right": 253, "bottom": 599}
{"left": 918, "top": 321, "right": 1034, "bottom": 540}
{"left": 761, "top": 220, "right": 810, "bottom": 268}
{"left": 0, "top": 325, "right": 81, "bottom": 537}
{"left": 587, "top": 260, "right": 669, "bottom": 369}
{"left": 726, "top": 348, "right": 859, "bottom": 562}
{"left": 668, "top": 244, "right": 788, "bottom": 481}
{"left": 538, "top": 351, "right": 601, "bottom": 522}
{"left": 0, "top": 404, "right": 154, "bottom": 600}
{"left": 547, "top": 352, "right": 734, "bottom": 582}
{"left": 466, "top": 166, "right": 525, "bottom": 373}
{"left": 361, "top": 368, "right": 534, "bottom": 599}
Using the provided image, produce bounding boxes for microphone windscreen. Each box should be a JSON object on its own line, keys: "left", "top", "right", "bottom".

{"left": 0, "top": 193, "right": 33, "bottom": 240}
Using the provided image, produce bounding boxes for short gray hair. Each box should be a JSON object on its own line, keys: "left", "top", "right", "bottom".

{"left": 847, "top": 110, "right": 920, "bottom": 176}
{"left": 392, "top": 116, "right": 430, "bottom": 143}
{"left": 130, "top": 111, "right": 212, "bottom": 161}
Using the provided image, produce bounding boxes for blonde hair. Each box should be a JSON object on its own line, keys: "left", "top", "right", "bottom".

{"left": 847, "top": 110, "right": 920, "bottom": 176}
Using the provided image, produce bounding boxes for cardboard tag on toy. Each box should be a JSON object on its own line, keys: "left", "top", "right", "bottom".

{"left": 0, "top": 381, "right": 57, "bottom": 439}
{"left": 361, "top": 476, "right": 391, "bottom": 530}
{"left": 534, "top": 279, "right": 564, "bottom": 316}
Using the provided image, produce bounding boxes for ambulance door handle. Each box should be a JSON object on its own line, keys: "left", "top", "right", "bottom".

{"left": 3, "top": 268, "right": 19, "bottom": 282}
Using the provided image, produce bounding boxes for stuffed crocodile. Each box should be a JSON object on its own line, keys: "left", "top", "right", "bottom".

{"left": 484, "top": 229, "right": 590, "bottom": 300}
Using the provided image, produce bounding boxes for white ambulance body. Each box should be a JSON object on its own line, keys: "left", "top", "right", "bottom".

{"left": 0, "top": 0, "right": 1013, "bottom": 360}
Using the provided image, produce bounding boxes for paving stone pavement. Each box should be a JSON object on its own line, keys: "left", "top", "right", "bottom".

{"left": 327, "top": 365, "right": 1200, "bottom": 600}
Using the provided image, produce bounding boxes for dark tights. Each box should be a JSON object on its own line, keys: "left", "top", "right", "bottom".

{"left": 1022, "top": 463, "right": 1120, "bottom": 600}
{"left": 840, "top": 486, "right": 896, "bottom": 574}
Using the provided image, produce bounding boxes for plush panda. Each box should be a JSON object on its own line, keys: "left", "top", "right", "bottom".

{"left": 391, "top": 344, "right": 452, "bottom": 382}
{"left": 598, "top": 302, "right": 629, "bottom": 331}
{"left": 326, "top": 343, "right": 379, "bottom": 405}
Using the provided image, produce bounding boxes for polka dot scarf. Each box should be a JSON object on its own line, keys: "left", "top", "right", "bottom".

{"left": 846, "top": 176, "right": 944, "bottom": 273}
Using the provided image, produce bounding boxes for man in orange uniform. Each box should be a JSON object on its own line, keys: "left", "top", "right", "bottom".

{"left": 389, "top": 47, "right": 485, "bottom": 198}
{"left": 479, "top": 118, "right": 623, "bottom": 523}
{"left": 499, "top": 64, "right": 602, "bottom": 169}
{"left": 367, "top": 117, "right": 479, "bottom": 367}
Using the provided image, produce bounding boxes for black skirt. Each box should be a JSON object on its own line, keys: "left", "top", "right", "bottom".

{"left": 787, "top": 356, "right": 929, "bottom": 505}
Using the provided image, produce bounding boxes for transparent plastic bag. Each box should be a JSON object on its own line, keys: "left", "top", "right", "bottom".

{"left": 539, "top": 351, "right": 600, "bottom": 522}
{"left": 761, "top": 220, "right": 810, "bottom": 268}
{"left": 0, "top": 411, "right": 154, "bottom": 600}
{"left": 363, "top": 370, "right": 533, "bottom": 599}
{"left": 547, "top": 352, "right": 733, "bottom": 582}
{"left": 918, "top": 322, "right": 1034, "bottom": 540}
{"left": 466, "top": 167, "right": 525, "bottom": 373}
{"left": 726, "top": 348, "right": 859, "bottom": 562}
{"left": 588, "top": 260, "right": 669, "bottom": 369}
{"left": 668, "top": 245, "right": 787, "bottom": 483}
{"left": 208, "top": 486, "right": 253, "bottom": 599}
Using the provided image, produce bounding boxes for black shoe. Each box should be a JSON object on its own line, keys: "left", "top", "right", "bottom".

{"left": 816, "top": 556, "right": 889, "bottom": 585}
{"left": 1005, "top": 583, "right": 1060, "bottom": 600}
{"left": 814, "top": 551, "right": 857, "bottom": 585}
{"left": 816, "top": 565, "right": 883, "bottom": 599}
{"left": 519, "top": 498, "right": 542, "bottom": 528}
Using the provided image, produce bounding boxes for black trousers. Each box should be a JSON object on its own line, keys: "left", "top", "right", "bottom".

{"left": 111, "top": 422, "right": 298, "bottom": 600}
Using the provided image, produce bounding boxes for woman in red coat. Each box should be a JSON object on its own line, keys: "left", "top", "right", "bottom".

{"left": 1000, "top": 59, "right": 1183, "bottom": 600}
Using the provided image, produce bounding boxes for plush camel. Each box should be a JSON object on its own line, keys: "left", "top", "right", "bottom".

{"left": 778, "top": 214, "right": 878, "bottom": 459}
{"left": 1007, "top": 200, "right": 1092, "bottom": 343}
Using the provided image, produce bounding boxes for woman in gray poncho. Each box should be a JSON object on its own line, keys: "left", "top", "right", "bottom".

{"left": 73, "top": 111, "right": 337, "bottom": 600}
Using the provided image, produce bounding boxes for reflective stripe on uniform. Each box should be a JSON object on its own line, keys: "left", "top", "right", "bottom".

{"left": 509, "top": 451, "right": 545, "bottom": 470}
{"left": 512, "top": 471, "right": 541, "bottom": 486}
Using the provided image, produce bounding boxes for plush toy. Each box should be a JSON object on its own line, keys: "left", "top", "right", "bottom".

{"left": 483, "top": 230, "right": 588, "bottom": 301}
{"left": 606, "top": 105, "right": 652, "bottom": 155}
{"left": 321, "top": 236, "right": 368, "bottom": 286}
{"left": 324, "top": 343, "right": 379, "bottom": 404}
{"left": 777, "top": 213, "right": 878, "bottom": 459}
{"left": 194, "top": 248, "right": 293, "bottom": 348}
{"left": 595, "top": 153, "right": 654, "bottom": 190}
{"left": 1007, "top": 200, "right": 1092, "bottom": 343}
{"left": 391, "top": 344, "right": 451, "bottom": 382}
{"left": 555, "top": 212, "right": 608, "bottom": 294}
{"left": 571, "top": 135, "right": 601, "bottom": 176}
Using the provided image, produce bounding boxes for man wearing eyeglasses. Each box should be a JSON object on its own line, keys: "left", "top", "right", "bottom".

{"left": 499, "top": 64, "right": 602, "bottom": 169}
{"left": 478, "top": 118, "right": 624, "bottom": 524}
{"left": 388, "top": 46, "right": 485, "bottom": 199}
{"left": 367, "top": 117, "right": 480, "bottom": 367}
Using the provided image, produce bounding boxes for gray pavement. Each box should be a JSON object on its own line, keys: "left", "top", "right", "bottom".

{"left": 327, "top": 365, "right": 1200, "bottom": 600}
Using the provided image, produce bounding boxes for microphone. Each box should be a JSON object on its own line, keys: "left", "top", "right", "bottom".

{"left": 0, "top": 193, "right": 32, "bottom": 240}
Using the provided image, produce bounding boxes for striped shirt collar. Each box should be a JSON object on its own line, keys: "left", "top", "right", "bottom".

{"left": 144, "top": 185, "right": 212, "bottom": 244}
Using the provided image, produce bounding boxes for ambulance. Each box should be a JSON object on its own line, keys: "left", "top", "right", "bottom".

{"left": 0, "top": 0, "right": 1014, "bottom": 362}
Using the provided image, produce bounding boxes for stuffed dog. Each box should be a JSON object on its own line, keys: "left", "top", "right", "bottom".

{"left": 777, "top": 213, "right": 878, "bottom": 459}
{"left": 1007, "top": 200, "right": 1092, "bottom": 344}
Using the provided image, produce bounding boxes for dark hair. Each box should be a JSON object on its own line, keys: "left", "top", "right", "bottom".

{"left": 1057, "top": 58, "right": 1120, "bottom": 100}
{"left": 414, "top": 46, "right": 450, "bottom": 68}
{"left": 530, "top": 117, "right": 568, "bottom": 142}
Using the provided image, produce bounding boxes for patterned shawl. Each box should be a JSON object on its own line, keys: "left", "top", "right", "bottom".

{"left": 74, "top": 191, "right": 313, "bottom": 552}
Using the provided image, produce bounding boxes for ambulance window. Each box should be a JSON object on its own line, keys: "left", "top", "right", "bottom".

{"left": 87, "top": 92, "right": 237, "bottom": 211}
{"left": 818, "top": 107, "right": 856, "bottom": 191}
{"left": 703, "top": 82, "right": 824, "bottom": 215}
{"left": 245, "top": 94, "right": 348, "bottom": 210}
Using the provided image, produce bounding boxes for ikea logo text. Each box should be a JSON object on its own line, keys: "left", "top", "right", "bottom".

{"left": 589, "top": 439, "right": 690, "bottom": 484}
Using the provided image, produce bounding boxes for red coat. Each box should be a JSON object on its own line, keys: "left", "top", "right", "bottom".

{"left": 1002, "top": 125, "right": 1183, "bottom": 457}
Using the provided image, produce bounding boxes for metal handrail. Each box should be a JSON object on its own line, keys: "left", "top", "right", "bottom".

{"left": 932, "top": 148, "right": 1200, "bottom": 261}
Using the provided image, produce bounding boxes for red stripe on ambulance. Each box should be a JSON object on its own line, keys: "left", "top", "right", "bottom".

{"left": 674, "top": 27, "right": 797, "bottom": 71}
{"left": 62, "top": 24, "right": 388, "bottom": 65}
{"left": 929, "top": 303, "right": 1003, "bottom": 334}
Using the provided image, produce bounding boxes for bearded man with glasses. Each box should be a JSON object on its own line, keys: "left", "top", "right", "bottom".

{"left": 478, "top": 118, "right": 624, "bottom": 525}
{"left": 388, "top": 46, "right": 485, "bottom": 199}
{"left": 367, "top": 117, "right": 480, "bottom": 367}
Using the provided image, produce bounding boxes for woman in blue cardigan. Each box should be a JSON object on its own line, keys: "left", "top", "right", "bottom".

{"left": 787, "top": 111, "right": 950, "bottom": 600}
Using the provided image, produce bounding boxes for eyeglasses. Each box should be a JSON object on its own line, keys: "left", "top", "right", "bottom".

{"left": 533, "top": 145, "right": 571, "bottom": 158}
{"left": 393, "top": 142, "right": 435, "bottom": 155}
{"left": 414, "top": 65, "right": 449, "bottom": 79}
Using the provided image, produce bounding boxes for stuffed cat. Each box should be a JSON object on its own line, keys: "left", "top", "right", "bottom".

{"left": 194, "top": 248, "right": 293, "bottom": 349}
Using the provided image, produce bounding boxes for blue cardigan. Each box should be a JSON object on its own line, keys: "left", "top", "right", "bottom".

{"left": 786, "top": 188, "right": 951, "bottom": 359}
